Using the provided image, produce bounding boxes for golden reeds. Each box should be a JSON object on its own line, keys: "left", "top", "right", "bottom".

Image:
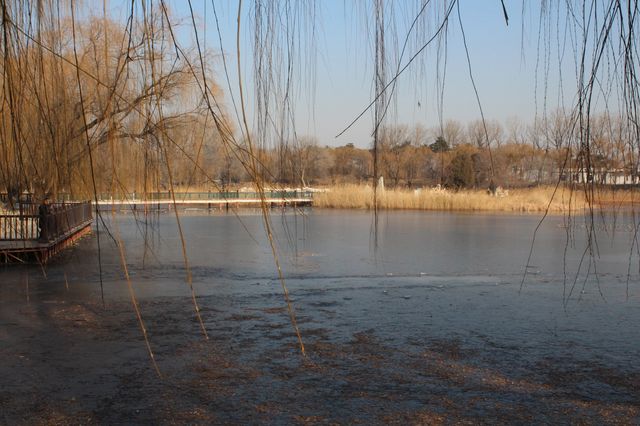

{"left": 313, "top": 184, "right": 589, "bottom": 213}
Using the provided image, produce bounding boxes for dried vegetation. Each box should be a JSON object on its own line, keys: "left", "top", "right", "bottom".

{"left": 314, "top": 184, "right": 589, "bottom": 213}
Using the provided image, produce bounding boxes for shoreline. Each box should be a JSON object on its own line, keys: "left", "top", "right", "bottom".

{"left": 11, "top": 185, "right": 633, "bottom": 215}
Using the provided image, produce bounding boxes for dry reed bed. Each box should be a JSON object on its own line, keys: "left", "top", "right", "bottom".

{"left": 591, "top": 189, "right": 640, "bottom": 208}
{"left": 313, "top": 185, "right": 590, "bottom": 213}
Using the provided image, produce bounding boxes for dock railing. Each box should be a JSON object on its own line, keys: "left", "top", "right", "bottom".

{"left": 0, "top": 201, "right": 92, "bottom": 242}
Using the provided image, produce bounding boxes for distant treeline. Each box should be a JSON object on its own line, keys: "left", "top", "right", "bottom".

{"left": 187, "top": 114, "right": 637, "bottom": 191}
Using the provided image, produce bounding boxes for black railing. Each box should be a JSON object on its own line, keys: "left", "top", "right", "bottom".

{"left": 0, "top": 214, "right": 39, "bottom": 240}
{"left": 0, "top": 201, "right": 92, "bottom": 242}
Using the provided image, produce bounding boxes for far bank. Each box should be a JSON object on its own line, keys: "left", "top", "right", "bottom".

{"left": 312, "top": 184, "right": 639, "bottom": 213}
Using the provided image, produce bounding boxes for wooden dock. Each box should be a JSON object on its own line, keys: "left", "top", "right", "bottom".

{"left": 0, "top": 201, "right": 93, "bottom": 263}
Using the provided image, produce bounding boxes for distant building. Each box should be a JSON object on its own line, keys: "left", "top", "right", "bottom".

{"left": 568, "top": 167, "right": 639, "bottom": 185}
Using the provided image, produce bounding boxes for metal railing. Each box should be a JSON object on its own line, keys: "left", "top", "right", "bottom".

{"left": 0, "top": 214, "right": 39, "bottom": 240}
{"left": 97, "top": 190, "right": 315, "bottom": 201}
{"left": 0, "top": 201, "right": 92, "bottom": 242}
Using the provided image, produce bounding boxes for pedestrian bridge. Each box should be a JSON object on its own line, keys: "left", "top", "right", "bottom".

{"left": 96, "top": 190, "right": 314, "bottom": 210}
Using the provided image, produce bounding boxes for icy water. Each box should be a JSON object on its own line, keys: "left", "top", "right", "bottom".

{"left": 1, "top": 209, "right": 639, "bottom": 423}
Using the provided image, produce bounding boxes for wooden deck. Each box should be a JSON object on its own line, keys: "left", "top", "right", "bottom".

{"left": 0, "top": 202, "right": 93, "bottom": 263}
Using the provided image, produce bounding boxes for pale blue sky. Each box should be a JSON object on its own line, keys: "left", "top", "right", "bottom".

{"left": 105, "top": 1, "right": 583, "bottom": 147}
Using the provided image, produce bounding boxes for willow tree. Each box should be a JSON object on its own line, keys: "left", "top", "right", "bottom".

{"left": 0, "top": 2, "right": 226, "bottom": 201}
